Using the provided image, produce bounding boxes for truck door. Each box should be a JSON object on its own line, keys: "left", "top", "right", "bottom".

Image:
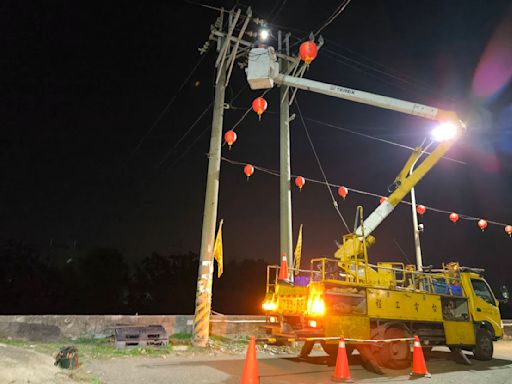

{"left": 469, "top": 278, "right": 502, "bottom": 337}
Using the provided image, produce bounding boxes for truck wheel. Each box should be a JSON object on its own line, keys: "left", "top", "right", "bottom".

{"left": 473, "top": 328, "right": 493, "bottom": 361}
{"left": 321, "top": 341, "right": 354, "bottom": 358}
{"left": 378, "top": 327, "right": 411, "bottom": 369}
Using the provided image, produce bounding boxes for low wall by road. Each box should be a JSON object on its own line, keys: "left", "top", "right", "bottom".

{"left": 0, "top": 315, "right": 510, "bottom": 342}
{"left": 0, "top": 315, "right": 267, "bottom": 341}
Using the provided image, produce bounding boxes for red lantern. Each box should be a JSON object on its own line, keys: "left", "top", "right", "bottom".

{"left": 478, "top": 219, "right": 488, "bottom": 231}
{"left": 505, "top": 225, "right": 512, "bottom": 237}
{"left": 449, "top": 212, "right": 459, "bottom": 223}
{"left": 295, "top": 176, "right": 305, "bottom": 190}
{"left": 416, "top": 205, "right": 426, "bottom": 215}
{"left": 338, "top": 186, "right": 348, "bottom": 199}
{"left": 299, "top": 41, "right": 318, "bottom": 65}
{"left": 244, "top": 164, "right": 254, "bottom": 179}
{"left": 224, "top": 130, "right": 237, "bottom": 149}
{"left": 379, "top": 196, "right": 387, "bottom": 204}
{"left": 252, "top": 97, "right": 267, "bottom": 120}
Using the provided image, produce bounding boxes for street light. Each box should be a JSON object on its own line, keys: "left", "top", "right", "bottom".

{"left": 259, "top": 28, "right": 270, "bottom": 41}
{"left": 411, "top": 121, "right": 460, "bottom": 271}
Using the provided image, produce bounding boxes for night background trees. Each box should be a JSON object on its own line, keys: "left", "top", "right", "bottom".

{"left": 0, "top": 239, "right": 268, "bottom": 315}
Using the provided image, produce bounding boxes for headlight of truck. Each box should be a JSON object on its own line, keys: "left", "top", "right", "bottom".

{"left": 262, "top": 301, "right": 277, "bottom": 311}
{"left": 308, "top": 296, "right": 325, "bottom": 316}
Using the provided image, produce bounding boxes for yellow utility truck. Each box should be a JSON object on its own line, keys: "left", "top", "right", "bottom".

{"left": 262, "top": 146, "right": 509, "bottom": 369}
{"left": 247, "top": 45, "right": 509, "bottom": 369}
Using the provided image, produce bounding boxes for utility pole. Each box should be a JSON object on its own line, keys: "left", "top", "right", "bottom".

{"left": 278, "top": 31, "right": 293, "bottom": 278}
{"left": 192, "top": 60, "right": 226, "bottom": 347}
{"left": 410, "top": 168, "right": 423, "bottom": 271}
{"left": 192, "top": 7, "right": 249, "bottom": 348}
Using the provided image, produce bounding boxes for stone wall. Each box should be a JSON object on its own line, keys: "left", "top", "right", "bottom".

{"left": 0, "top": 315, "right": 510, "bottom": 342}
{"left": 0, "top": 315, "right": 267, "bottom": 341}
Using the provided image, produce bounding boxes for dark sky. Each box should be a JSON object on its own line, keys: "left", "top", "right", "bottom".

{"left": 2, "top": 1, "right": 512, "bottom": 292}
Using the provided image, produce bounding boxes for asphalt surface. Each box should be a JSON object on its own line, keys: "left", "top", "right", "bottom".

{"left": 87, "top": 341, "right": 512, "bottom": 384}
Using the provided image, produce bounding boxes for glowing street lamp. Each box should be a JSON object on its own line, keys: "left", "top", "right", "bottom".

{"left": 259, "top": 29, "right": 270, "bottom": 41}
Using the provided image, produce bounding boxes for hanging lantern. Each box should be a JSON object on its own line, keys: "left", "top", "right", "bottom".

{"left": 505, "top": 225, "right": 512, "bottom": 237}
{"left": 478, "top": 219, "right": 488, "bottom": 231}
{"left": 244, "top": 164, "right": 254, "bottom": 179}
{"left": 224, "top": 130, "right": 237, "bottom": 149}
{"left": 252, "top": 97, "right": 267, "bottom": 121}
{"left": 299, "top": 41, "right": 318, "bottom": 65}
{"left": 416, "top": 205, "right": 426, "bottom": 215}
{"left": 338, "top": 186, "right": 348, "bottom": 199}
{"left": 449, "top": 212, "right": 459, "bottom": 223}
{"left": 380, "top": 196, "right": 387, "bottom": 204}
{"left": 295, "top": 176, "right": 305, "bottom": 190}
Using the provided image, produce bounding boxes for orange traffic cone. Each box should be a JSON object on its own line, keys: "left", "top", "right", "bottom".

{"left": 278, "top": 253, "right": 289, "bottom": 280}
{"left": 410, "top": 335, "right": 431, "bottom": 379}
{"left": 241, "top": 336, "right": 259, "bottom": 384}
{"left": 331, "top": 337, "right": 353, "bottom": 383}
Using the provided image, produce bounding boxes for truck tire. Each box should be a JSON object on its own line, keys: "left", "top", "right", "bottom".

{"left": 321, "top": 341, "right": 354, "bottom": 358}
{"left": 473, "top": 328, "right": 493, "bottom": 361}
{"left": 378, "top": 327, "right": 411, "bottom": 369}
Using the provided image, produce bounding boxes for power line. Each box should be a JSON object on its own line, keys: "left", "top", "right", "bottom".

{"left": 162, "top": 83, "right": 250, "bottom": 169}
{"left": 157, "top": 102, "right": 213, "bottom": 166}
{"left": 302, "top": 116, "right": 467, "bottom": 165}
{"left": 220, "top": 156, "right": 511, "bottom": 228}
{"left": 126, "top": 51, "right": 209, "bottom": 161}
{"left": 314, "top": 0, "right": 353, "bottom": 37}
{"left": 295, "top": 98, "right": 351, "bottom": 233}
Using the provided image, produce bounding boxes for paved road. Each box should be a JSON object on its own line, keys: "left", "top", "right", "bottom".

{"left": 88, "top": 342, "right": 512, "bottom": 384}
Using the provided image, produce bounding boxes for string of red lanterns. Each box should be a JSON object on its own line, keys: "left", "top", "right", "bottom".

{"left": 224, "top": 51, "right": 510, "bottom": 235}
{"left": 226, "top": 157, "right": 511, "bottom": 236}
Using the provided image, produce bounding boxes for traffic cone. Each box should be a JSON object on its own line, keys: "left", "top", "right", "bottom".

{"left": 410, "top": 335, "right": 431, "bottom": 379}
{"left": 278, "top": 253, "right": 289, "bottom": 280}
{"left": 331, "top": 337, "right": 353, "bottom": 383}
{"left": 241, "top": 336, "right": 259, "bottom": 384}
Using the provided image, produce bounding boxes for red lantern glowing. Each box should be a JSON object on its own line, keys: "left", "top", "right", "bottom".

{"left": 252, "top": 97, "right": 267, "bottom": 120}
{"left": 244, "top": 164, "right": 254, "bottom": 179}
{"left": 505, "top": 225, "right": 512, "bottom": 237}
{"left": 299, "top": 41, "right": 318, "bottom": 65}
{"left": 224, "top": 130, "right": 237, "bottom": 149}
{"left": 416, "top": 205, "right": 426, "bottom": 215}
{"left": 449, "top": 212, "right": 459, "bottom": 223}
{"left": 478, "top": 219, "right": 488, "bottom": 231}
{"left": 338, "top": 186, "right": 348, "bottom": 199}
{"left": 379, "top": 196, "right": 387, "bottom": 204}
{"left": 295, "top": 176, "right": 305, "bottom": 190}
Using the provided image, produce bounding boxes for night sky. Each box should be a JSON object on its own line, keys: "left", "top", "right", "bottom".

{"left": 2, "top": 1, "right": 512, "bottom": 299}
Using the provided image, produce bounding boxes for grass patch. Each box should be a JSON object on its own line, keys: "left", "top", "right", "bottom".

{"left": 170, "top": 332, "right": 191, "bottom": 340}
{"left": 0, "top": 336, "right": 173, "bottom": 360}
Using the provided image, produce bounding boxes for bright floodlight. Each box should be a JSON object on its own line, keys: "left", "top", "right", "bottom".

{"left": 431, "top": 121, "right": 458, "bottom": 142}
{"left": 259, "top": 29, "right": 270, "bottom": 41}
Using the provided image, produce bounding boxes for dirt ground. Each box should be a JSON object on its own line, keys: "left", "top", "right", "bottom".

{"left": 0, "top": 343, "right": 79, "bottom": 384}
{"left": 2, "top": 340, "right": 512, "bottom": 383}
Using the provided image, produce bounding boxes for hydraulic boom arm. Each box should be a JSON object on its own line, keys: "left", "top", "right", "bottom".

{"left": 246, "top": 47, "right": 464, "bottom": 261}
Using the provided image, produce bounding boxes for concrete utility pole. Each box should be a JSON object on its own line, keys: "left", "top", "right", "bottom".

{"left": 192, "top": 8, "right": 249, "bottom": 348}
{"left": 410, "top": 185, "right": 423, "bottom": 271}
{"left": 192, "top": 60, "right": 226, "bottom": 347}
{"left": 278, "top": 31, "right": 294, "bottom": 278}
{"left": 192, "top": 52, "right": 227, "bottom": 349}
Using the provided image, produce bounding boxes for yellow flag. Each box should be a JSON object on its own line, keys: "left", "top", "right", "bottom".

{"left": 294, "top": 224, "right": 303, "bottom": 275}
{"left": 214, "top": 219, "right": 224, "bottom": 278}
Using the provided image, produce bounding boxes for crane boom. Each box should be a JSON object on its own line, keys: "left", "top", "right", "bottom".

{"left": 247, "top": 47, "right": 459, "bottom": 123}
{"left": 246, "top": 46, "right": 464, "bottom": 262}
